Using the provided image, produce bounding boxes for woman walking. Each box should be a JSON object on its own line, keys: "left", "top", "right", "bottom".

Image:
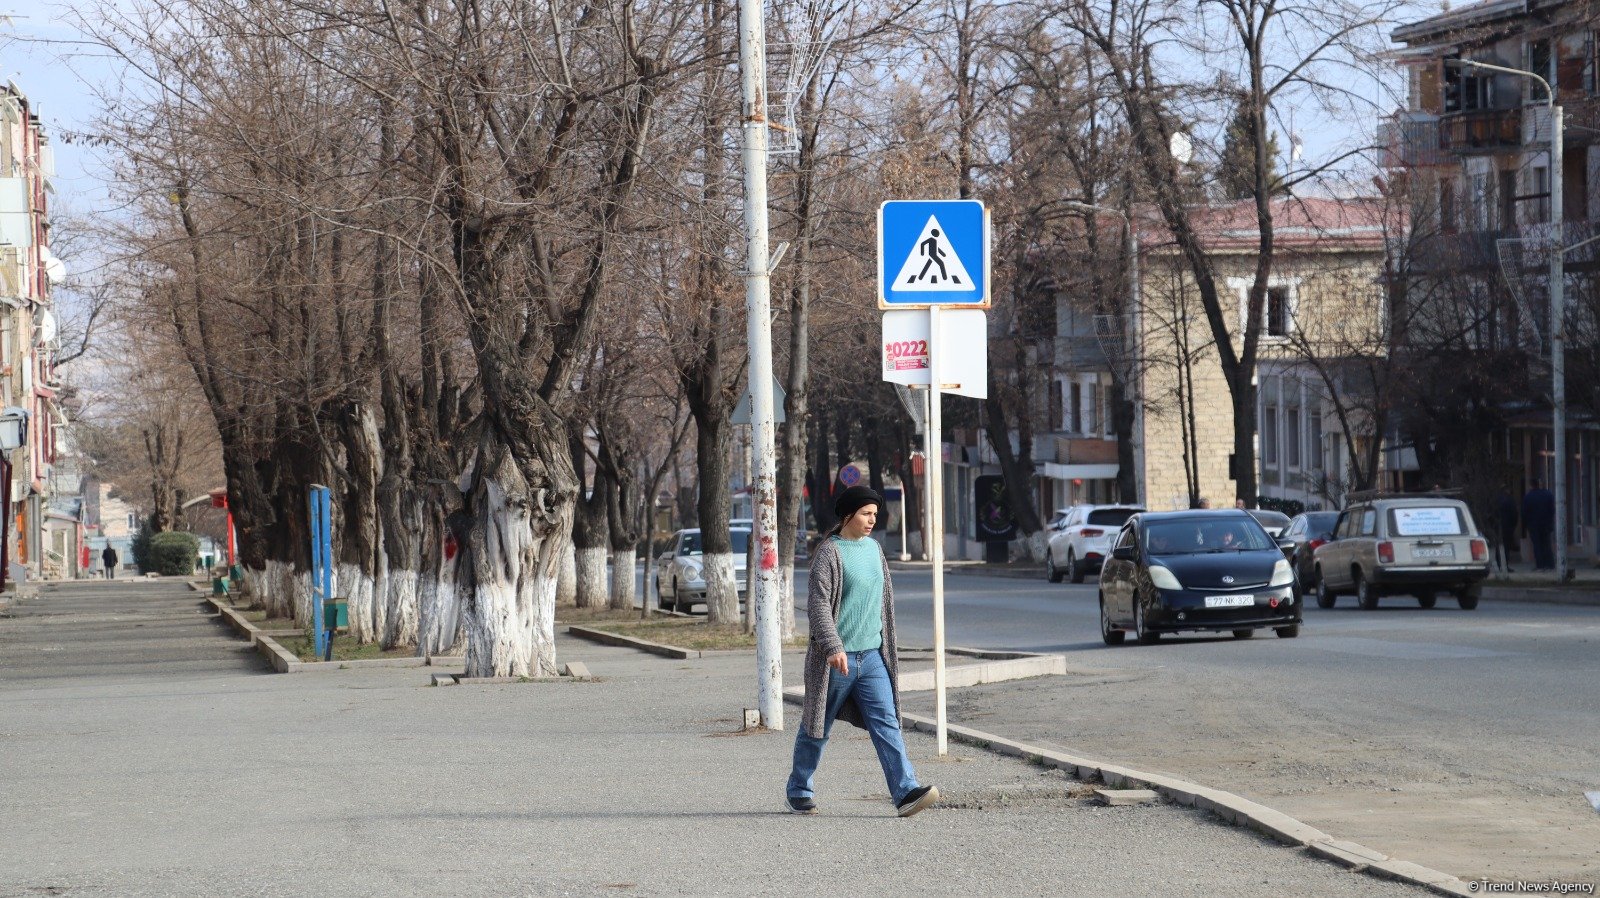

{"left": 786, "top": 484, "right": 938, "bottom": 818}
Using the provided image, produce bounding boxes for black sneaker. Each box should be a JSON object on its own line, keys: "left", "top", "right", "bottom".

{"left": 896, "top": 785, "right": 939, "bottom": 818}
{"left": 788, "top": 796, "right": 817, "bottom": 815}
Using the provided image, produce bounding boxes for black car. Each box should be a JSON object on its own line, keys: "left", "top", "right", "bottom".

{"left": 1098, "top": 510, "right": 1302, "bottom": 645}
{"left": 1279, "top": 511, "right": 1340, "bottom": 590}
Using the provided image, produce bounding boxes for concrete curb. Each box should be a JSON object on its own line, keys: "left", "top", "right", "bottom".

{"left": 566, "top": 625, "right": 697, "bottom": 659}
{"left": 205, "top": 596, "right": 460, "bottom": 673}
{"left": 858, "top": 707, "right": 1471, "bottom": 897}
{"left": 1480, "top": 584, "right": 1600, "bottom": 607}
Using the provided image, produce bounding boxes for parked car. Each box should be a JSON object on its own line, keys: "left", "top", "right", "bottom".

{"left": 655, "top": 527, "right": 751, "bottom": 613}
{"left": 1247, "top": 509, "right": 1291, "bottom": 539}
{"left": 1311, "top": 495, "right": 1488, "bottom": 610}
{"left": 1046, "top": 503, "right": 1143, "bottom": 583}
{"left": 1279, "top": 511, "right": 1340, "bottom": 589}
{"left": 1097, "top": 510, "right": 1301, "bottom": 644}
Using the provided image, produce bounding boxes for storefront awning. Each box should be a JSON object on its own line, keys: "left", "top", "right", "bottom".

{"left": 1043, "top": 463, "right": 1120, "bottom": 481}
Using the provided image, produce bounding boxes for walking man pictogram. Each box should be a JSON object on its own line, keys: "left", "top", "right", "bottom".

{"left": 911, "top": 229, "right": 961, "bottom": 285}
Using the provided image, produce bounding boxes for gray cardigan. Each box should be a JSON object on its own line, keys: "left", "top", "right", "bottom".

{"left": 801, "top": 536, "right": 900, "bottom": 739}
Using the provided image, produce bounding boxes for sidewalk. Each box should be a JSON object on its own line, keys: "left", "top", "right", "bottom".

{"left": 0, "top": 581, "right": 1427, "bottom": 897}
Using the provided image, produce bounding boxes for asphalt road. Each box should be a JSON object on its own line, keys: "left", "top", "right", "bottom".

{"left": 871, "top": 566, "right": 1600, "bottom": 884}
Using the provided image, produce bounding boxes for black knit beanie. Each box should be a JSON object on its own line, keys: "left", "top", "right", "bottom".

{"left": 833, "top": 485, "right": 884, "bottom": 522}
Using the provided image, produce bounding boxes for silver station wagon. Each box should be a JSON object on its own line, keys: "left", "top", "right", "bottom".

{"left": 1311, "top": 494, "right": 1489, "bottom": 611}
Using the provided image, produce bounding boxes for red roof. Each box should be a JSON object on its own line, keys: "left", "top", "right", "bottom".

{"left": 1137, "top": 196, "right": 1400, "bottom": 254}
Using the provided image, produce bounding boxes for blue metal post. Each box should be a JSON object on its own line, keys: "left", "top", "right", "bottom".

{"left": 308, "top": 485, "right": 333, "bottom": 661}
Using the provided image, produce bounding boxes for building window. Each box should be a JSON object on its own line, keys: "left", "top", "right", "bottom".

{"left": 1262, "top": 401, "right": 1279, "bottom": 466}
{"left": 1102, "top": 384, "right": 1114, "bottom": 438}
{"left": 1049, "top": 379, "right": 1063, "bottom": 432}
{"left": 1309, "top": 410, "right": 1324, "bottom": 472}
{"left": 1069, "top": 382, "right": 1081, "bottom": 434}
{"left": 1267, "top": 287, "right": 1292, "bottom": 337}
{"left": 1440, "top": 179, "right": 1457, "bottom": 234}
{"left": 1499, "top": 169, "right": 1517, "bottom": 229}
{"left": 1528, "top": 166, "right": 1551, "bottom": 223}
{"left": 1285, "top": 404, "right": 1302, "bottom": 469}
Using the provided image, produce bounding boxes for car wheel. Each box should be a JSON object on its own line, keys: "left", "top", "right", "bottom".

{"left": 1134, "top": 598, "right": 1160, "bottom": 644}
{"left": 1275, "top": 624, "right": 1300, "bottom": 638}
{"left": 1416, "top": 590, "right": 1437, "bottom": 609}
{"left": 1046, "top": 551, "right": 1064, "bottom": 584}
{"left": 1356, "top": 572, "right": 1378, "bottom": 610}
{"left": 1068, "top": 549, "right": 1086, "bottom": 584}
{"left": 1099, "top": 594, "right": 1125, "bottom": 646}
{"left": 1232, "top": 629, "right": 1254, "bottom": 639}
{"left": 1315, "top": 569, "right": 1336, "bottom": 609}
{"left": 1455, "top": 585, "right": 1481, "bottom": 610}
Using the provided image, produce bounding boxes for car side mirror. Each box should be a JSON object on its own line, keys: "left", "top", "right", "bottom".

{"left": 1112, "top": 545, "right": 1135, "bottom": 561}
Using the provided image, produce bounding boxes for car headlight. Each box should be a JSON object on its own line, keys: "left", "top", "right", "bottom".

{"left": 1147, "top": 565, "right": 1182, "bottom": 590}
{"left": 1270, "top": 559, "right": 1294, "bottom": 587}
{"left": 681, "top": 561, "right": 704, "bottom": 582}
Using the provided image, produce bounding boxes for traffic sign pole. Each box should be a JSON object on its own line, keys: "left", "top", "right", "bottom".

{"left": 928, "top": 308, "right": 948, "bottom": 756}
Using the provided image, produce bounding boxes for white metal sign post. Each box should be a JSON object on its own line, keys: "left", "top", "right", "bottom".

{"left": 879, "top": 199, "right": 989, "bottom": 756}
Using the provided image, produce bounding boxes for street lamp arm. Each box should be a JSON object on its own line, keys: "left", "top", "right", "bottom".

{"left": 1446, "top": 58, "right": 1554, "bottom": 106}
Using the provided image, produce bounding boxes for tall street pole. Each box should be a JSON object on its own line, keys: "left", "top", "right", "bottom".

{"left": 1455, "top": 59, "right": 1566, "bottom": 578}
{"left": 1549, "top": 101, "right": 1567, "bottom": 581}
{"left": 738, "top": 0, "right": 783, "bottom": 728}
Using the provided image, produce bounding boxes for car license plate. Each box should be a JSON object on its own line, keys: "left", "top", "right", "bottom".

{"left": 1205, "top": 595, "right": 1254, "bottom": 608}
{"left": 1413, "top": 546, "right": 1454, "bottom": 559}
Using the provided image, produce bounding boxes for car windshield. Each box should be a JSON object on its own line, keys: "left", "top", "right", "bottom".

{"left": 1144, "top": 520, "right": 1274, "bottom": 555}
{"left": 1306, "top": 512, "right": 1338, "bottom": 535}
{"left": 1087, "top": 508, "right": 1138, "bottom": 527}
{"left": 678, "top": 530, "right": 752, "bottom": 556}
{"left": 1388, "top": 506, "right": 1467, "bottom": 537}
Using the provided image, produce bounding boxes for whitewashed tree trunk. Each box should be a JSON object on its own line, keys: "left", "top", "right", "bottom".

{"left": 608, "top": 546, "right": 635, "bottom": 610}
{"left": 381, "top": 563, "right": 420, "bottom": 650}
{"left": 557, "top": 541, "right": 577, "bottom": 604}
{"left": 779, "top": 560, "right": 796, "bottom": 641}
{"left": 703, "top": 552, "right": 738, "bottom": 621}
{"left": 1023, "top": 530, "right": 1048, "bottom": 563}
{"left": 574, "top": 546, "right": 609, "bottom": 609}
{"left": 340, "top": 562, "right": 381, "bottom": 643}
{"left": 458, "top": 446, "right": 566, "bottom": 678}
{"left": 417, "top": 550, "right": 461, "bottom": 656}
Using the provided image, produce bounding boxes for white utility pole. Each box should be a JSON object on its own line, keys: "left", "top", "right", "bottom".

{"left": 1454, "top": 59, "right": 1566, "bottom": 579}
{"left": 738, "top": 0, "right": 783, "bottom": 727}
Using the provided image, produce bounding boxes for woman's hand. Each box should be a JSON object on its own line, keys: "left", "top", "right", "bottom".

{"left": 828, "top": 652, "right": 849, "bottom": 676}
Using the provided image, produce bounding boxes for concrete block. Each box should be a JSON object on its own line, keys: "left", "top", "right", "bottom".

{"left": 1094, "top": 788, "right": 1158, "bottom": 806}
{"left": 1240, "top": 807, "right": 1329, "bottom": 847}
{"left": 562, "top": 661, "right": 591, "bottom": 679}
{"left": 743, "top": 709, "right": 761, "bottom": 729}
{"left": 431, "top": 674, "right": 459, "bottom": 687}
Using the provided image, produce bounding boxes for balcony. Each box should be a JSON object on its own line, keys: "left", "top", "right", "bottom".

{"left": 1441, "top": 108, "right": 1522, "bottom": 155}
{"left": 1381, "top": 114, "right": 1448, "bottom": 168}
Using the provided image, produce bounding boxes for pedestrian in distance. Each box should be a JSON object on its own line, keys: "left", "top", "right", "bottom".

{"left": 1522, "top": 480, "right": 1557, "bottom": 571}
{"left": 1494, "top": 488, "right": 1519, "bottom": 573}
{"left": 786, "top": 484, "right": 939, "bottom": 819}
{"left": 101, "top": 545, "right": 119, "bottom": 580}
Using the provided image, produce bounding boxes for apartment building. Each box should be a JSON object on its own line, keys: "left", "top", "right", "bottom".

{"left": 0, "top": 81, "right": 73, "bottom": 582}
{"left": 1390, "top": 0, "right": 1600, "bottom": 556}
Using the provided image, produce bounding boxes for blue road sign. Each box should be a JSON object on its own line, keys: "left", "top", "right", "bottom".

{"left": 878, "top": 200, "right": 990, "bottom": 309}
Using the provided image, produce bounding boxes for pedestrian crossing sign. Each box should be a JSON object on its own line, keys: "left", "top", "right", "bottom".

{"left": 878, "top": 200, "right": 990, "bottom": 309}
{"left": 883, "top": 199, "right": 979, "bottom": 307}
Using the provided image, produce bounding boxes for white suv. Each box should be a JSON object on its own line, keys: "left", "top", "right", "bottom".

{"left": 1046, "top": 504, "right": 1143, "bottom": 583}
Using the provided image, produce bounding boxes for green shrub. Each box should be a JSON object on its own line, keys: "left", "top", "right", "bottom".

{"left": 130, "top": 526, "right": 153, "bottom": 572}
{"left": 148, "top": 531, "right": 201, "bottom": 576}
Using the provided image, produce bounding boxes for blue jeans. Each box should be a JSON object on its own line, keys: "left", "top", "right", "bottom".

{"left": 786, "top": 648, "right": 919, "bottom": 805}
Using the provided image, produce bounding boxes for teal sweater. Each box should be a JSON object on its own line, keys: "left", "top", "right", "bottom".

{"left": 830, "top": 535, "right": 884, "bottom": 652}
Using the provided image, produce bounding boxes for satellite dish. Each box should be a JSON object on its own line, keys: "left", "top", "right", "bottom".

{"left": 1170, "top": 131, "right": 1194, "bottom": 165}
